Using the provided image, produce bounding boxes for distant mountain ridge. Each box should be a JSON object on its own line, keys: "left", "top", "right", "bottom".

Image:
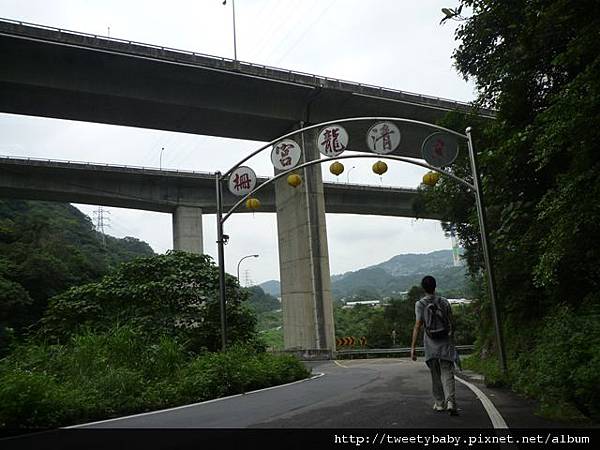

{"left": 261, "top": 249, "right": 469, "bottom": 299}
{"left": 332, "top": 249, "right": 467, "bottom": 298}
{"left": 333, "top": 249, "right": 456, "bottom": 281}
{"left": 259, "top": 280, "right": 281, "bottom": 297}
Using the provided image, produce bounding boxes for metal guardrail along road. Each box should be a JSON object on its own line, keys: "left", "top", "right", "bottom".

{"left": 336, "top": 345, "right": 474, "bottom": 358}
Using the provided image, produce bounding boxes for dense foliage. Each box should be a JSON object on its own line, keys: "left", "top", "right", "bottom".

{"left": 0, "top": 200, "right": 154, "bottom": 350}
{"left": 422, "top": 0, "right": 600, "bottom": 420}
{"left": 0, "top": 248, "right": 309, "bottom": 429}
{"left": 335, "top": 286, "right": 477, "bottom": 349}
{"left": 38, "top": 251, "right": 260, "bottom": 353}
{"left": 0, "top": 326, "right": 309, "bottom": 429}
{"left": 245, "top": 285, "right": 281, "bottom": 314}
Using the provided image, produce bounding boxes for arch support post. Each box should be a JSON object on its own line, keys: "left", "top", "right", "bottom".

{"left": 466, "top": 127, "right": 508, "bottom": 375}
{"left": 274, "top": 126, "right": 336, "bottom": 359}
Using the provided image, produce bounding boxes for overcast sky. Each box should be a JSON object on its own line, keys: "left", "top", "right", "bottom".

{"left": 0, "top": 0, "right": 476, "bottom": 284}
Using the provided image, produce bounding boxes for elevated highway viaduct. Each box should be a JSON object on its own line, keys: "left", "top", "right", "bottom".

{"left": 0, "top": 18, "right": 487, "bottom": 356}
{"left": 0, "top": 156, "right": 440, "bottom": 253}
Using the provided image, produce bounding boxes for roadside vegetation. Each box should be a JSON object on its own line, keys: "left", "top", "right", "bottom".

{"left": 334, "top": 286, "right": 477, "bottom": 349}
{"left": 247, "top": 284, "right": 478, "bottom": 352}
{"left": 419, "top": 0, "right": 600, "bottom": 422}
{"left": 0, "top": 251, "right": 310, "bottom": 430}
{"left": 0, "top": 331, "right": 307, "bottom": 429}
{"left": 0, "top": 200, "right": 154, "bottom": 355}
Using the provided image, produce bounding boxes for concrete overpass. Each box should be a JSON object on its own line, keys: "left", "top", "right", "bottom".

{"left": 1, "top": 17, "right": 482, "bottom": 357}
{"left": 0, "top": 156, "right": 439, "bottom": 252}
{"left": 0, "top": 18, "right": 492, "bottom": 148}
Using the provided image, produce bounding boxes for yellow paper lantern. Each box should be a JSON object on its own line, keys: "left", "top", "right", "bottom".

{"left": 422, "top": 171, "right": 440, "bottom": 186}
{"left": 245, "top": 197, "right": 261, "bottom": 210}
{"left": 372, "top": 161, "right": 388, "bottom": 175}
{"left": 329, "top": 161, "right": 345, "bottom": 176}
{"left": 287, "top": 173, "right": 302, "bottom": 188}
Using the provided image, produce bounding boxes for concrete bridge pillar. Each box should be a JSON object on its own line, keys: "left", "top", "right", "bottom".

{"left": 274, "top": 127, "right": 336, "bottom": 359}
{"left": 172, "top": 206, "right": 203, "bottom": 254}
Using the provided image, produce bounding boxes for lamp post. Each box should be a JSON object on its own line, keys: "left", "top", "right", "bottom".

{"left": 159, "top": 147, "right": 165, "bottom": 170}
{"left": 222, "top": 0, "right": 237, "bottom": 61}
{"left": 237, "top": 254, "right": 259, "bottom": 285}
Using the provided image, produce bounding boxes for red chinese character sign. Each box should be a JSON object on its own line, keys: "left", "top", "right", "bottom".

{"left": 366, "top": 121, "right": 401, "bottom": 154}
{"left": 271, "top": 139, "right": 302, "bottom": 171}
{"left": 421, "top": 132, "right": 459, "bottom": 168}
{"left": 228, "top": 166, "right": 257, "bottom": 196}
{"left": 317, "top": 125, "right": 348, "bottom": 157}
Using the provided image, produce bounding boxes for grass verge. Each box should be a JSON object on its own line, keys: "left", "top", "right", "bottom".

{"left": 0, "top": 325, "right": 310, "bottom": 430}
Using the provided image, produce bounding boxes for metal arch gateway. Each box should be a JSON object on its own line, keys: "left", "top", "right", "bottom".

{"left": 214, "top": 117, "right": 507, "bottom": 374}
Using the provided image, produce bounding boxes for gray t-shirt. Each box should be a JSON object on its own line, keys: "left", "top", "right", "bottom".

{"left": 415, "top": 294, "right": 455, "bottom": 362}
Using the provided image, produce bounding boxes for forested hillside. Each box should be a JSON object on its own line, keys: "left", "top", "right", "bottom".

{"left": 260, "top": 250, "right": 473, "bottom": 300}
{"left": 331, "top": 250, "right": 472, "bottom": 299}
{"left": 0, "top": 199, "right": 154, "bottom": 348}
{"left": 419, "top": 0, "right": 600, "bottom": 421}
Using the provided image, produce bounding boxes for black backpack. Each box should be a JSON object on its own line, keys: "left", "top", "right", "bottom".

{"left": 422, "top": 296, "right": 450, "bottom": 340}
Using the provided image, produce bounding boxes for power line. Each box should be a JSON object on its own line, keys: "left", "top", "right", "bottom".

{"left": 272, "top": 0, "right": 337, "bottom": 66}
{"left": 254, "top": 0, "right": 312, "bottom": 61}
{"left": 247, "top": 0, "right": 290, "bottom": 60}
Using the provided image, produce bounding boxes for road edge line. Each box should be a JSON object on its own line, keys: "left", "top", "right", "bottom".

{"left": 455, "top": 374, "right": 509, "bottom": 429}
{"left": 63, "top": 372, "right": 325, "bottom": 429}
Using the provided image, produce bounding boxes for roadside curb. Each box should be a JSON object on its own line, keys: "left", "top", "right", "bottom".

{"left": 455, "top": 368, "right": 486, "bottom": 383}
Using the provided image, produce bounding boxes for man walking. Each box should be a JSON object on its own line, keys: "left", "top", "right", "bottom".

{"left": 410, "top": 275, "right": 458, "bottom": 415}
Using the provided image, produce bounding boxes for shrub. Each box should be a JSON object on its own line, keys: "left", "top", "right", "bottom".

{"left": 467, "top": 301, "right": 600, "bottom": 421}
{"left": 512, "top": 303, "right": 600, "bottom": 421}
{"left": 38, "top": 252, "right": 258, "bottom": 353}
{"left": 0, "top": 327, "right": 310, "bottom": 429}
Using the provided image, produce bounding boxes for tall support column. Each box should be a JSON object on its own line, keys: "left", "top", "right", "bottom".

{"left": 274, "top": 126, "right": 336, "bottom": 359}
{"left": 172, "top": 206, "right": 204, "bottom": 254}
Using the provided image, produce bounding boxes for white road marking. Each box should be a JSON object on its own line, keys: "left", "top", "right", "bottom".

{"left": 455, "top": 375, "right": 509, "bottom": 429}
{"left": 64, "top": 372, "right": 325, "bottom": 429}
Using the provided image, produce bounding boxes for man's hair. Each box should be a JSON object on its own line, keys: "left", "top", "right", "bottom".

{"left": 421, "top": 275, "right": 436, "bottom": 294}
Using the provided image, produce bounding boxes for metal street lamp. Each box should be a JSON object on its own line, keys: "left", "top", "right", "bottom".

{"left": 159, "top": 147, "right": 165, "bottom": 170}
{"left": 237, "top": 254, "right": 259, "bottom": 284}
{"left": 222, "top": 0, "right": 237, "bottom": 61}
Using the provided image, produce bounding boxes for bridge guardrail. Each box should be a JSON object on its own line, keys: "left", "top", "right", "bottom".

{"left": 336, "top": 345, "right": 474, "bottom": 359}
{"left": 0, "top": 16, "right": 483, "bottom": 111}
{"left": 0, "top": 154, "right": 215, "bottom": 175}
{"left": 0, "top": 155, "right": 419, "bottom": 192}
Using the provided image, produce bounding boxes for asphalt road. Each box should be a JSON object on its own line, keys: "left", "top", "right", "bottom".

{"left": 70, "top": 358, "right": 563, "bottom": 429}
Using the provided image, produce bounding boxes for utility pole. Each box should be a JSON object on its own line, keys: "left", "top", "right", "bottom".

{"left": 243, "top": 269, "right": 253, "bottom": 288}
{"left": 92, "top": 206, "right": 111, "bottom": 246}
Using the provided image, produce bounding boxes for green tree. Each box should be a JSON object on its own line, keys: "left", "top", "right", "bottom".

{"left": 423, "top": 0, "right": 600, "bottom": 419}
{"left": 383, "top": 297, "right": 418, "bottom": 347}
{"left": 0, "top": 200, "right": 155, "bottom": 348}
{"left": 39, "top": 251, "right": 259, "bottom": 353}
{"left": 245, "top": 286, "right": 280, "bottom": 314}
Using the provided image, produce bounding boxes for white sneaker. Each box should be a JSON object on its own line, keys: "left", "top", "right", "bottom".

{"left": 447, "top": 401, "right": 459, "bottom": 416}
{"left": 433, "top": 402, "right": 445, "bottom": 412}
